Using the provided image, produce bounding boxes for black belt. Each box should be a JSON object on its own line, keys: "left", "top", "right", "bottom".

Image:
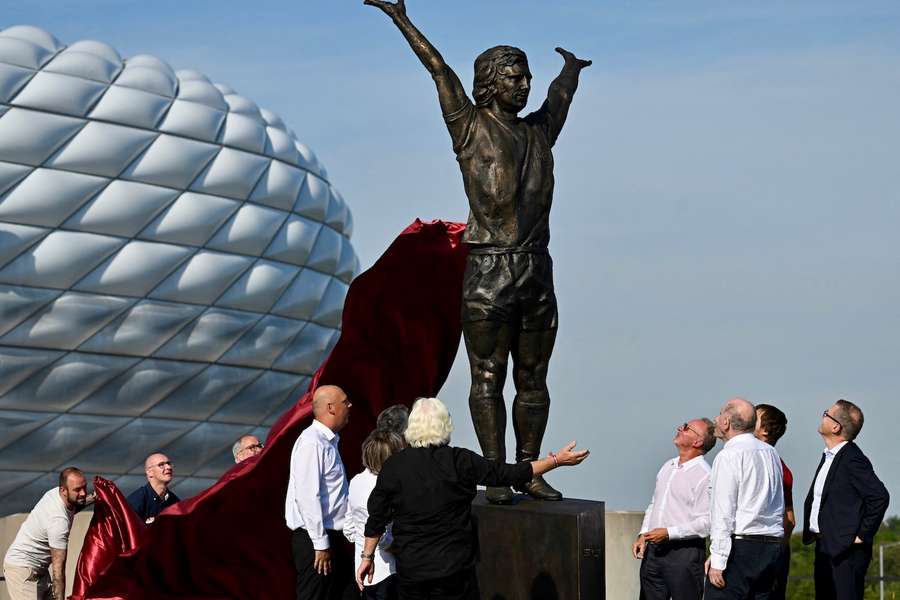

{"left": 650, "top": 538, "right": 705, "bottom": 549}
{"left": 732, "top": 534, "right": 783, "bottom": 544}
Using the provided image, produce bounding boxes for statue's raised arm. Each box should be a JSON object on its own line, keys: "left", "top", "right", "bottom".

{"left": 364, "top": 0, "right": 471, "bottom": 118}
{"left": 535, "top": 47, "right": 592, "bottom": 146}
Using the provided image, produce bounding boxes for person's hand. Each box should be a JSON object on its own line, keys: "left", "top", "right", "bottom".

{"left": 632, "top": 535, "right": 646, "bottom": 559}
{"left": 643, "top": 528, "right": 669, "bottom": 544}
{"left": 364, "top": 0, "right": 406, "bottom": 18}
{"left": 555, "top": 440, "right": 590, "bottom": 466}
{"left": 708, "top": 567, "right": 726, "bottom": 589}
{"left": 314, "top": 549, "right": 332, "bottom": 576}
{"left": 704, "top": 557, "right": 710, "bottom": 575}
{"left": 356, "top": 558, "right": 375, "bottom": 590}
{"left": 555, "top": 47, "right": 592, "bottom": 69}
{"left": 854, "top": 536, "right": 864, "bottom": 544}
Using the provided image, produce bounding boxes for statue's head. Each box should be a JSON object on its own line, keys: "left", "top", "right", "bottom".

{"left": 473, "top": 45, "right": 531, "bottom": 112}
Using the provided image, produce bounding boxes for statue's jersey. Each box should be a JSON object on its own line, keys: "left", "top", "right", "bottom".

{"left": 444, "top": 100, "right": 561, "bottom": 248}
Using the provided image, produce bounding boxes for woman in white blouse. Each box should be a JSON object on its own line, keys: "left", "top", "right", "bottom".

{"left": 344, "top": 429, "right": 405, "bottom": 599}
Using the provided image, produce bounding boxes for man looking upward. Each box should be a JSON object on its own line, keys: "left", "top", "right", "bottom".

{"left": 127, "top": 453, "right": 179, "bottom": 525}
{"left": 754, "top": 403, "right": 795, "bottom": 600}
{"left": 365, "top": 0, "right": 592, "bottom": 503}
{"left": 706, "top": 398, "right": 784, "bottom": 599}
{"left": 633, "top": 418, "right": 716, "bottom": 600}
{"left": 285, "top": 385, "right": 353, "bottom": 600}
{"left": 803, "top": 400, "right": 889, "bottom": 600}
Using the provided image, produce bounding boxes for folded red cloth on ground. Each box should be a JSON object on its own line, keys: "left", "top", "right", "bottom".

{"left": 70, "top": 219, "right": 468, "bottom": 600}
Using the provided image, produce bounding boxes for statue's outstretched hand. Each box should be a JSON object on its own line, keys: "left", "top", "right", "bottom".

{"left": 555, "top": 47, "right": 592, "bottom": 69}
{"left": 364, "top": 0, "right": 406, "bottom": 18}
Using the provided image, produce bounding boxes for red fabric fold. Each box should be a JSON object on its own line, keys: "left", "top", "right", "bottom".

{"left": 71, "top": 219, "right": 468, "bottom": 600}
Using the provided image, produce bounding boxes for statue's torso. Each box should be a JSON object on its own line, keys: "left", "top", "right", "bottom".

{"left": 450, "top": 106, "right": 555, "bottom": 248}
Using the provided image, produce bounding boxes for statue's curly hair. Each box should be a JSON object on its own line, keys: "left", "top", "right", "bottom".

{"left": 473, "top": 45, "right": 528, "bottom": 107}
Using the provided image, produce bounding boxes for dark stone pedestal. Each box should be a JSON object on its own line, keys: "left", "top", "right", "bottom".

{"left": 472, "top": 492, "right": 605, "bottom": 600}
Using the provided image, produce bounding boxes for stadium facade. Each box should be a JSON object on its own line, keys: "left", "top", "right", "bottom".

{"left": 0, "top": 26, "right": 358, "bottom": 514}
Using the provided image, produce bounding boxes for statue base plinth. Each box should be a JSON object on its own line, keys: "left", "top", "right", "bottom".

{"left": 472, "top": 491, "right": 605, "bottom": 600}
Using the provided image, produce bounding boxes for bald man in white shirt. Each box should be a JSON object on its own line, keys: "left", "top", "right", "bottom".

{"left": 633, "top": 417, "right": 716, "bottom": 600}
{"left": 706, "top": 398, "right": 785, "bottom": 599}
{"left": 286, "top": 385, "right": 354, "bottom": 600}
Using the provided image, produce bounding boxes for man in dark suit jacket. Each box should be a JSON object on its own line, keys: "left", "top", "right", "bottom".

{"left": 803, "top": 399, "right": 889, "bottom": 600}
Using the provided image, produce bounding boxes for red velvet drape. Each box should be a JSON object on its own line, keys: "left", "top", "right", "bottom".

{"left": 70, "top": 219, "right": 468, "bottom": 600}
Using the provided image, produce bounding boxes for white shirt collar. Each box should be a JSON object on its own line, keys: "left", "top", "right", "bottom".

{"left": 312, "top": 418, "right": 338, "bottom": 442}
{"left": 824, "top": 440, "right": 849, "bottom": 457}
{"left": 673, "top": 455, "right": 706, "bottom": 470}
{"left": 723, "top": 432, "right": 754, "bottom": 448}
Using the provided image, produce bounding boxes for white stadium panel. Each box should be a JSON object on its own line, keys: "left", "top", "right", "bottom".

{"left": 0, "top": 26, "right": 360, "bottom": 515}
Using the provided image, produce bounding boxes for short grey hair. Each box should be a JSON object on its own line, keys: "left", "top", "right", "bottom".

{"left": 231, "top": 440, "right": 242, "bottom": 461}
{"left": 699, "top": 418, "right": 717, "bottom": 453}
{"left": 834, "top": 399, "right": 864, "bottom": 441}
{"left": 376, "top": 405, "right": 409, "bottom": 438}
{"left": 405, "top": 397, "right": 453, "bottom": 448}
{"left": 724, "top": 401, "right": 756, "bottom": 433}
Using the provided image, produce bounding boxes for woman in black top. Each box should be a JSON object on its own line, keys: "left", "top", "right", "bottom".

{"left": 357, "top": 397, "right": 589, "bottom": 600}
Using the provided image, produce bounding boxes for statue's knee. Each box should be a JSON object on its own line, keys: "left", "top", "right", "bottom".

{"left": 516, "top": 389, "right": 550, "bottom": 409}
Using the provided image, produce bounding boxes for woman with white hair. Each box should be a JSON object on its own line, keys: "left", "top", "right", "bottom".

{"left": 356, "top": 397, "right": 589, "bottom": 600}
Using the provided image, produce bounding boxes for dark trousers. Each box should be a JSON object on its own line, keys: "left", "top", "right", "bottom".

{"left": 362, "top": 575, "right": 398, "bottom": 600}
{"left": 639, "top": 539, "right": 705, "bottom": 600}
{"left": 704, "top": 539, "right": 784, "bottom": 600}
{"left": 398, "top": 568, "right": 480, "bottom": 600}
{"left": 814, "top": 542, "right": 872, "bottom": 600}
{"left": 770, "top": 545, "right": 790, "bottom": 600}
{"left": 292, "top": 528, "right": 354, "bottom": 600}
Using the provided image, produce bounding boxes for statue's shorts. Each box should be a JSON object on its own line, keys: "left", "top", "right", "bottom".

{"left": 461, "top": 246, "right": 558, "bottom": 331}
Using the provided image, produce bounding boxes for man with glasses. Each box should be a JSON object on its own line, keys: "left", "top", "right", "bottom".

{"left": 286, "top": 385, "right": 354, "bottom": 600}
{"left": 632, "top": 417, "right": 716, "bottom": 600}
{"left": 233, "top": 434, "right": 264, "bottom": 463}
{"left": 126, "top": 453, "right": 179, "bottom": 525}
{"left": 802, "top": 400, "right": 889, "bottom": 600}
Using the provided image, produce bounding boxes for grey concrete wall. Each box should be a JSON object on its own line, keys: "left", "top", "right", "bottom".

{"left": 606, "top": 511, "right": 644, "bottom": 600}
{"left": 2, "top": 510, "right": 646, "bottom": 600}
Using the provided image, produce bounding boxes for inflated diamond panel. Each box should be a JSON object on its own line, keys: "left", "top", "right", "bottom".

{"left": 0, "top": 26, "right": 359, "bottom": 515}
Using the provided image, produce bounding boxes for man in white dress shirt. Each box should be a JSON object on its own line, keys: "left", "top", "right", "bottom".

{"left": 706, "top": 398, "right": 785, "bottom": 599}
{"left": 286, "top": 385, "right": 353, "bottom": 600}
{"left": 633, "top": 417, "right": 716, "bottom": 600}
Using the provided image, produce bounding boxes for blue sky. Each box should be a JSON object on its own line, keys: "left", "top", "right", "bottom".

{"left": 6, "top": 1, "right": 900, "bottom": 519}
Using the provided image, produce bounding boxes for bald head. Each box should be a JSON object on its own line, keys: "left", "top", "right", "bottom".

{"left": 145, "top": 453, "right": 167, "bottom": 471}
{"left": 715, "top": 397, "right": 757, "bottom": 439}
{"left": 312, "top": 385, "right": 346, "bottom": 415}
{"left": 312, "top": 385, "right": 351, "bottom": 432}
{"left": 144, "top": 452, "right": 173, "bottom": 490}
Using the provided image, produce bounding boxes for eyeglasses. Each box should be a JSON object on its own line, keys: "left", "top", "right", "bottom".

{"left": 822, "top": 410, "right": 842, "bottom": 428}
{"left": 243, "top": 443, "right": 264, "bottom": 452}
{"left": 154, "top": 461, "right": 172, "bottom": 469}
{"left": 678, "top": 422, "right": 702, "bottom": 437}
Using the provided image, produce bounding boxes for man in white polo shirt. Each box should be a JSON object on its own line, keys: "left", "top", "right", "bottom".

{"left": 3, "top": 467, "right": 89, "bottom": 600}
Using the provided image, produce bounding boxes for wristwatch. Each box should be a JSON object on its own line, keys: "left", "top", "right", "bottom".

{"left": 360, "top": 551, "right": 376, "bottom": 560}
